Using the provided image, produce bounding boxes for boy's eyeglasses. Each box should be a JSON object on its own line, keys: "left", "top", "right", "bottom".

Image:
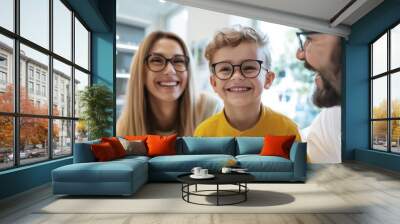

{"left": 145, "top": 54, "right": 189, "bottom": 72}
{"left": 296, "top": 31, "right": 320, "bottom": 51}
{"left": 211, "top": 59, "right": 268, "bottom": 80}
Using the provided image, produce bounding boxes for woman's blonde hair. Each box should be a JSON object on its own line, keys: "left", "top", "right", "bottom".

{"left": 116, "top": 31, "right": 196, "bottom": 136}
{"left": 205, "top": 26, "right": 271, "bottom": 70}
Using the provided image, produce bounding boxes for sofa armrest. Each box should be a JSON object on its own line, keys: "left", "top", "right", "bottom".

{"left": 73, "top": 140, "right": 100, "bottom": 163}
{"left": 289, "top": 142, "right": 307, "bottom": 181}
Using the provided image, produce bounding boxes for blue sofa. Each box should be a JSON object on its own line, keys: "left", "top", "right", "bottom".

{"left": 52, "top": 137, "right": 307, "bottom": 196}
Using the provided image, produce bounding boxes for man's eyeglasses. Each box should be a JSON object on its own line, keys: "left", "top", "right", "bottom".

{"left": 211, "top": 59, "right": 268, "bottom": 80}
{"left": 296, "top": 31, "right": 320, "bottom": 51}
{"left": 145, "top": 54, "right": 189, "bottom": 72}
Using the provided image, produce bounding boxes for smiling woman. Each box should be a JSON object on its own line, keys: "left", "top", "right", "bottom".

{"left": 116, "top": 31, "right": 221, "bottom": 136}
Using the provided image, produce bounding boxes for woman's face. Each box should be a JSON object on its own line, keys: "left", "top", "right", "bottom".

{"left": 144, "top": 38, "right": 188, "bottom": 103}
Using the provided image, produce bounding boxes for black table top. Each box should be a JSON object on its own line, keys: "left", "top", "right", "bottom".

{"left": 177, "top": 172, "right": 255, "bottom": 185}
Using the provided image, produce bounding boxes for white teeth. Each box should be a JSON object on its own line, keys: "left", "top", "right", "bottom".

{"left": 158, "top": 81, "right": 179, "bottom": 87}
{"left": 227, "top": 87, "right": 251, "bottom": 92}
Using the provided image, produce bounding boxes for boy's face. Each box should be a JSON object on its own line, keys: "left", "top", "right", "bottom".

{"left": 210, "top": 42, "right": 275, "bottom": 108}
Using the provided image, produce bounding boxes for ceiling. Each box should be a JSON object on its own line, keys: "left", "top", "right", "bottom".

{"left": 167, "top": 0, "right": 384, "bottom": 37}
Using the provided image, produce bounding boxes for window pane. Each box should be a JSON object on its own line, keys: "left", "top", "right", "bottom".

{"left": 391, "top": 120, "right": 400, "bottom": 153}
{"left": 75, "top": 120, "right": 88, "bottom": 143}
{"left": 53, "top": 119, "right": 72, "bottom": 158}
{"left": 20, "top": 0, "right": 49, "bottom": 49}
{"left": 372, "top": 33, "right": 387, "bottom": 76}
{"left": 20, "top": 44, "right": 49, "bottom": 115}
{"left": 372, "top": 121, "right": 388, "bottom": 151}
{"left": 74, "top": 69, "right": 89, "bottom": 118}
{"left": 0, "top": 35, "right": 14, "bottom": 112}
{"left": 0, "top": 0, "right": 14, "bottom": 31}
{"left": 20, "top": 117, "right": 49, "bottom": 165}
{"left": 53, "top": 0, "right": 72, "bottom": 60}
{"left": 53, "top": 59, "right": 72, "bottom": 117}
{"left": 75, "top": 18, "right": 89, "bottom": 70}
{"left": 391, "top": 72, "right": 400, "bottom": 118}
{"left": 0, "top": 116, "right": 13, "bottom": 170}
{"left": 372, "top": 77, "right": 387, "bottom": 119}
{"left": 391, "top": 24, "right": 400, "bottom": 70}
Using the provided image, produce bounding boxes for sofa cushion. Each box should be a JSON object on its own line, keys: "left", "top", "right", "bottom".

{"left": 260, "top": 135, "right": 296, "bottom": 159}
{"left": 148, "top": 154, "right": 235, "bottom": 172}
{"left": 101, "top": 137, "right": 127, "bottom": 158}
{"left": 236, "top": 155, "right": 293, "bottom": 172}
{"left": 236, "top": 137, "right": 264, "bottom": 155}
{"left": 147, "top": 134, "right": 177, "bottom": 157}
{"left": 177, "top": 137, "right": 235, "bottom": 155}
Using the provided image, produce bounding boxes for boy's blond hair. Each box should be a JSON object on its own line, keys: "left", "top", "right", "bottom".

{"left": 205, "top": 26, "right": 271, "bottom": 70}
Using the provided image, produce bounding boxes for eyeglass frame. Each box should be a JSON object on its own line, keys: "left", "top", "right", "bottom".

{"left": 144, "top": 53, "right": 190, "bottom": 72}
{"left": 296, "top": 31, "right": 320, "bottom": 51}
{"left": 210, "top": 59, "right": 268, "bottom": 80}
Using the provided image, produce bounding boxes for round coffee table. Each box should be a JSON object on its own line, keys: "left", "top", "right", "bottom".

{"left": 177, "top": 172, "right": 255, "bottom": 206}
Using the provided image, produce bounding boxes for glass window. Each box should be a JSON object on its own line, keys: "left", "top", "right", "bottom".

{"left": 19, "top": 117, "right": 49, "bottom": 165}
{"left": 28, "top": 81, "right": 34, "bottom": 94}
{"left": 20, "top": 0, "right": 49, "bottom": 49}
{"left": 372, "top": 121, "right": 388, "bottom": 151}
{"left": 53, "top": 59, "right": 72, "bottom": 117}
{"left": 391, "top": 120, "right": 400, "bottom": 153}
{"left": 53, "top": 119, "right": 72, "bottom": 158}
{"left": 75, "top": 120, "right": 88, "bottom": 143}
{"left": 74, "top": 69, "right": 89, "bottom": 118}
{"left": 74, "top": 18, "right": 89, "bottom": 70}
{"left": 372, "top": 77, "right": 387, "bottom": 119}
{"left": 0, "top": 116, "right": 13, "bottom": 170}
{"left": 391, "top": 24, "right": 400, "bottom": 70}
{"left": 0, "top": 0, "right": 14, "bottom": 32}
{"left": 20, "top": 44, "right": 49, "bottom": 115}
{"left": 391, "top": 72, "right": 400, "bottom": 118}
{"left": 372, "top": 33, "right": 387, "bottom": 76}
{"left": 53, "top": 0, "right": 72, "bottom": 60}
{"left": 0, "top": 34, "right": 14, "bottom": 113}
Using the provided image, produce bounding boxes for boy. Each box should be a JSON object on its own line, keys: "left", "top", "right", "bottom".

{"left": 194, "top": 26, "right": 301, "bottom": 141}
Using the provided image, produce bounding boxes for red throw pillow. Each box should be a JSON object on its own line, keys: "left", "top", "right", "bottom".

{"left": 146, "top": 134, "right": 177, "bottom": 157}
{"left": 260, "top": 135, "right": 296, "bottom": 159}
{"left": 91, "top": 142, "right": 117, "bottom": 161}
{"left": 101, "top": 137, "right": 126, "bottom": 158}
{"left": 124, "top": 135, "right": 148, "bottom": 141}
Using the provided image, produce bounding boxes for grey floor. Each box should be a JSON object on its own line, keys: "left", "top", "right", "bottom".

{"left": 0, "top": 162, "right": 400, "bottom": 224}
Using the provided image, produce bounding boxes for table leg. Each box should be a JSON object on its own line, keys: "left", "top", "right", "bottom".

{"left": 217, "top": 184, "right": 219, "bottom": 206}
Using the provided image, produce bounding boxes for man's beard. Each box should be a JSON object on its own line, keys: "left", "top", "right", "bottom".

{"left": 304, "top": 61, "right": 341, "bottom": 108}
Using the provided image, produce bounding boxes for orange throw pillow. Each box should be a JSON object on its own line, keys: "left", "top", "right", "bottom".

{"left": 124, "top": 135, "right": 148, "bottom": 141}
{"left": 146, "top": 134, "right": 177, "bottom": 157}
{"left": 260, "top": 135, "right": 296, "bottom": 159}
{"left": 101, "top": 137, "right": 126, "bottom": 158}
{"left": 91, "top": 142, "right": 117, "bottom": 161}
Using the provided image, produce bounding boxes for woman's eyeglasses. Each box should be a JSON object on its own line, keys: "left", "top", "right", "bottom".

{"left": 145, "top": 54, "right": 189, "bottom": 72}
{"left": 211, "top": 59, "right": 268, "bottom": 80}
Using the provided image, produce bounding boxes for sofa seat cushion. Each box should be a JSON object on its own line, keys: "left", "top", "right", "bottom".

{"left": 149, "top": 154, "right": 235, "bottom": 172}
{"left": 53, "top": 159, "right": 147, "bottom": 183}
{"left": 236, "top": 155, "right": 293, "bottom": 172}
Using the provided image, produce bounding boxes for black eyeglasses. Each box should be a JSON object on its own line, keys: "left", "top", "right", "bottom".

{"left": 145, "top": 53, "right": 189, "bottom": 72}
{"left": 296, "top": 31, "right": 320, "bottom": 51}
{"left": 211, "top": 59, "right": 267, "bottom": 80}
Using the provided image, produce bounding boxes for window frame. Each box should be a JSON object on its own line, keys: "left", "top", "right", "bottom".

{"left": 0, "top": 0, "right": 92, "bottom": 171}
{"left": 370, "top": 20, "right": 400, "bottom": 154}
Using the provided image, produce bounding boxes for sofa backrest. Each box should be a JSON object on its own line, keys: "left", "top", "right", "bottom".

{"left": 73, "top": 139, "right": 100, "bottom": 163}
{"left": 177, "top": 137, "right": 236, "bottom": 155}
{"left": 235, "top": 137, "right": 264, "bottom": 155}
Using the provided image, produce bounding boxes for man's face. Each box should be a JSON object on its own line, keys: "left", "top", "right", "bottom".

{"left": 296, "top": 33, "right": 341, "bottom": 108}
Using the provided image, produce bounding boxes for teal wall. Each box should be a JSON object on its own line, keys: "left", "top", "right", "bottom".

{"left": 0, "top": 0, "right": 116, "bottom": 200}
{"left": 345, "top": 0, "right": 400, "bottom": 170}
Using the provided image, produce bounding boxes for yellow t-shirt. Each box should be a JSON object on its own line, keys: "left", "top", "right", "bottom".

{"left": 194, "top": 105, "right": 301, "bottom": 141}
